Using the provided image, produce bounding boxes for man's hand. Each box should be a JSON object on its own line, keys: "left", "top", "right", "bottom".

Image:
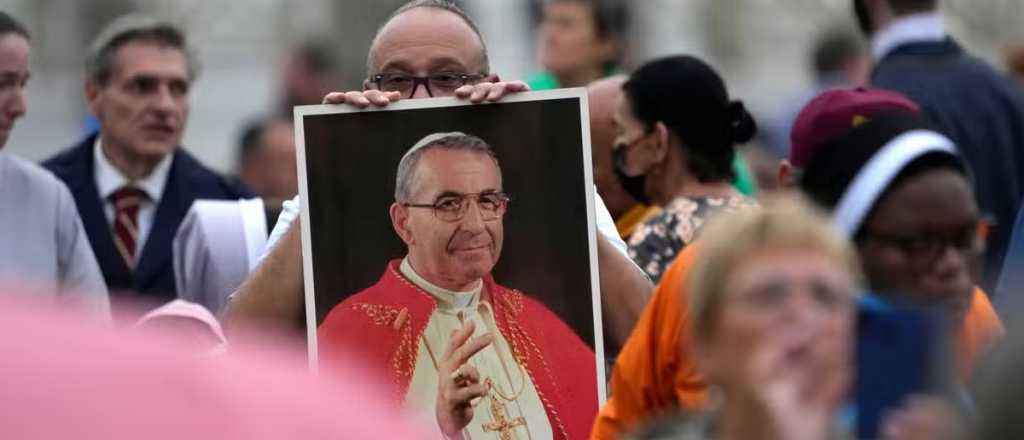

{"left": 321, "top": 90, "right": 402, "bottom": 108}
{"left": 454, "top": 80, "right": 530, "bottom": 103}
{"left": 436, "top": 320, "right": 493, "bottom": 438}
{"left": 319, "top": 80, "right": 530, "bottom": 108}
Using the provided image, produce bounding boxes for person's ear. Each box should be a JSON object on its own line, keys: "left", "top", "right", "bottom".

{"left": 362, "top": 78, "right": 373, "bottom": 91}
{"left": 484, "top": 73, "right": 500, "bottom": 83}
{"left": 777, "top": 159, "right": 796, "bottom": 189}
{"left": 390, "top": 203, "right": 415, "bottom": 245}
{"left": 84, "top": 79, "right": 102, "bottom": 117}
{"left": 651, "top": 121, "right": 672, "bottom": 163}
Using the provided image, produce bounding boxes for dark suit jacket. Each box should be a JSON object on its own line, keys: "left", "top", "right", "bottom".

{"left": 43, "top": 134, "right": 253, "bottom": 303}
{"left": 873, "top": 38, "right": 1024, "bottom": 294}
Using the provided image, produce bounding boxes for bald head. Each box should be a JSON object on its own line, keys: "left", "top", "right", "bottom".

{"left": 588, "top": 75, "right": 635, "bottom": 218}
{"left": 589, "top": 75, "right": 626, "bottom": 121}
{"left": 588, "top": 75, "right": 626, "bottom": 156}
{"left": 366, "top": 4, "right": 489, "bottom": 78}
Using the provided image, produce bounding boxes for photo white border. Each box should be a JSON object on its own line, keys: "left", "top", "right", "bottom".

{"left": 293, "top": 88, "right": 607, "bottom": 404}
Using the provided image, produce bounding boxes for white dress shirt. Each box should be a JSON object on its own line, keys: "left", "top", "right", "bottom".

{"left": 93, "top": 137, "right": 173, "bottom": 255}
{"left": 872, "top": 11, "right": 947, "bottom": 60}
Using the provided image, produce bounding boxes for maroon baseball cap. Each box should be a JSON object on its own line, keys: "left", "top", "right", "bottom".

{"left": 789, "top": 87, "right": 920, "bottom": 168}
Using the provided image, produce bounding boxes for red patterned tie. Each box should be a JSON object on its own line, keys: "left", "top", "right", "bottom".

{"left": 109, "top": 187, "right": 147, "bottom": 270}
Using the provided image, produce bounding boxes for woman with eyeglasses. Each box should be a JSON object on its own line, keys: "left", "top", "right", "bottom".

{"left": 799, "top": 111, "right": 1001, "bottom": 380}
{"left": 613, "top": 55, "right": 758, "bottom": 282}
{"left": 658, "top": 195, "right": 861, "bottom": 440}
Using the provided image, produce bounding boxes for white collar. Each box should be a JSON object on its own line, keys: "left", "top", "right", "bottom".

{"left": 872, "top": 11, "right": 946, "bottom": 60}
{"left": 834, "top": 129, "right": 956, "bottom": 237}
{"left": 93, "top": 136, "right": 173, "bottom": 202}
{"left": 400, "top": 257, "right": 482, "bottom": 310}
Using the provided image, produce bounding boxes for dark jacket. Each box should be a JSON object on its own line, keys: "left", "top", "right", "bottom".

{"left": 873, "top": 38, "right": 1024, "bottom": 293}
{"left": 43, "top": 134, "right": 252, "bottom": 303}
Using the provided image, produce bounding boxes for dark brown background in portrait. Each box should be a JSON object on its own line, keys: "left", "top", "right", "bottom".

{"left": 302, "top": 97, "right": 596, "bottom": 348}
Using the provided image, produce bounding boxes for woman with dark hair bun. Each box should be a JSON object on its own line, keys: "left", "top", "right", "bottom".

{"left": 614, "top": 55, "right": 758, "bottom": 281}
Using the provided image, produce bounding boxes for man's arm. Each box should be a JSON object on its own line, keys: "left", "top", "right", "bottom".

{"left": 593, "top": 192, "right": 653, "bottom": 347}
{"left": 597, "top": 235, "right": 652, "bottom": 347}
{"left": 221, "top": 220, "right": 304, "bottom": 336}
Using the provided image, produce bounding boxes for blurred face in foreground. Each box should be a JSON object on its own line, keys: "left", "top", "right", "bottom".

{"left": 699, "top": 247, "right": 857, "bottom": 404}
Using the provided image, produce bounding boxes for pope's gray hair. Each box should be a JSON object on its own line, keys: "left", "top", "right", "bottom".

{"left": 394, "top": 131, "right": 500, "bottom": 202}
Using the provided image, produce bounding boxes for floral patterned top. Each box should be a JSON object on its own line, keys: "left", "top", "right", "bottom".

{"left": 627, "top": 195, "right": 756, "bottom": 282}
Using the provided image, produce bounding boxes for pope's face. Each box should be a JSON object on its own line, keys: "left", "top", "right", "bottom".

{"left": 396, "top": 148, "right": 504, "bottom": 290}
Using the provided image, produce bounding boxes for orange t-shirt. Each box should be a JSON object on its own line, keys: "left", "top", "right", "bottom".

{"left": 590, "top": 244, "right": 1005, "bottom": 440}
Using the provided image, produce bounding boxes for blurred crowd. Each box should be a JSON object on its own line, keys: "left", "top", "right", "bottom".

{"left": 2, "top": 0, "right": 1024, "bottom": 439}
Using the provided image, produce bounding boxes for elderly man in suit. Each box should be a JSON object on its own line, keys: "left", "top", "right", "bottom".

{"left": 44, "top": 15, "right": 250, "bottom": 304}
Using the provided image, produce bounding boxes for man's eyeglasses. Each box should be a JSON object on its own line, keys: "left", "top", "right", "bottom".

{"left": 858, "top": 222, "right": 985, "bottom": 269}
{"left": 370, "top": 72, "right": 487, "bottom": 98}
{"left": 402, "top": 191, "right": 510, "bottom": 222}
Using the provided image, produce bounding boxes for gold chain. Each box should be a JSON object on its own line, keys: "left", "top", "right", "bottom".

{"left": 485, "top": 358, "right": 527, "bottom": 403}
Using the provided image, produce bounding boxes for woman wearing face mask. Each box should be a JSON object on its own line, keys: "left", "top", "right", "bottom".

{"left": 614, "top": 55, "right": 758, "bottom": 282}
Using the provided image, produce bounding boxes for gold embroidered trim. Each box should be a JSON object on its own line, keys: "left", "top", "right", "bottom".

{"left": 351, "top": 302, "right": 416, "bottom": 402}
{"left": 368, "top": 264, "right": 571, "bottom": 439}
{"left": 494, "top": 285, "right": 570, "bottom": 440}
{"left": 385, "top": 264, "right": 439, "bottom": 398}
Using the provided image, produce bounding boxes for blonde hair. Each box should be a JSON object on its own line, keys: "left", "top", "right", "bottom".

{"left": 688, "top": 194, "right": 861, "bottom": 340}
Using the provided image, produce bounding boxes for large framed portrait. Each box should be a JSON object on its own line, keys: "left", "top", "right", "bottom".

{"left": 295, "top": 89, "right": 604, "bottom": 438}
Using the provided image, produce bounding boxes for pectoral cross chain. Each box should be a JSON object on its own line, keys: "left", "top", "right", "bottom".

{"left": 482, "top": 394, "right": 525, "bottom": 440}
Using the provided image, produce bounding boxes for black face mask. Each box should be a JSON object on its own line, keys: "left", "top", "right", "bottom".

{"left": 612, "top": 142, "right": 652, "bottom": 206}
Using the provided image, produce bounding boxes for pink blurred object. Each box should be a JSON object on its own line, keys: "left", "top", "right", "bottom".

{"left": 0, "top": 289, "right": 420, "bottom": 439}
{"left": 135, "top": 299, "right": 227, "bottom": 353}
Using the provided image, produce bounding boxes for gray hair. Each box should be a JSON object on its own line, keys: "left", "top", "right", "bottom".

{"left": 85, "top": 14, "right": 199, "bottom": 86}
{"left": 367, "top": 0, "right": 490, "bottom": 76}
{"left": 394, "top": 131, "right": 500, "bottom": 202}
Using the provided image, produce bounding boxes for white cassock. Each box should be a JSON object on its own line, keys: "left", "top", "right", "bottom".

{"left": 400, "top": 258, "right": 553, "bottom": 439}
{"left": 173, "top": 198, "right": 268, "bottom": 315}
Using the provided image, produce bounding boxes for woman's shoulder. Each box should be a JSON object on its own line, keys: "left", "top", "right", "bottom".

{"left": 665, "top": 194, "right": 756, "bottom": 220}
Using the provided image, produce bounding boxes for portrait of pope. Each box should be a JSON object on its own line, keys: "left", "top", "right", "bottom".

{"left": 317, "top": 132, "right": 597, "bottom": 440}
